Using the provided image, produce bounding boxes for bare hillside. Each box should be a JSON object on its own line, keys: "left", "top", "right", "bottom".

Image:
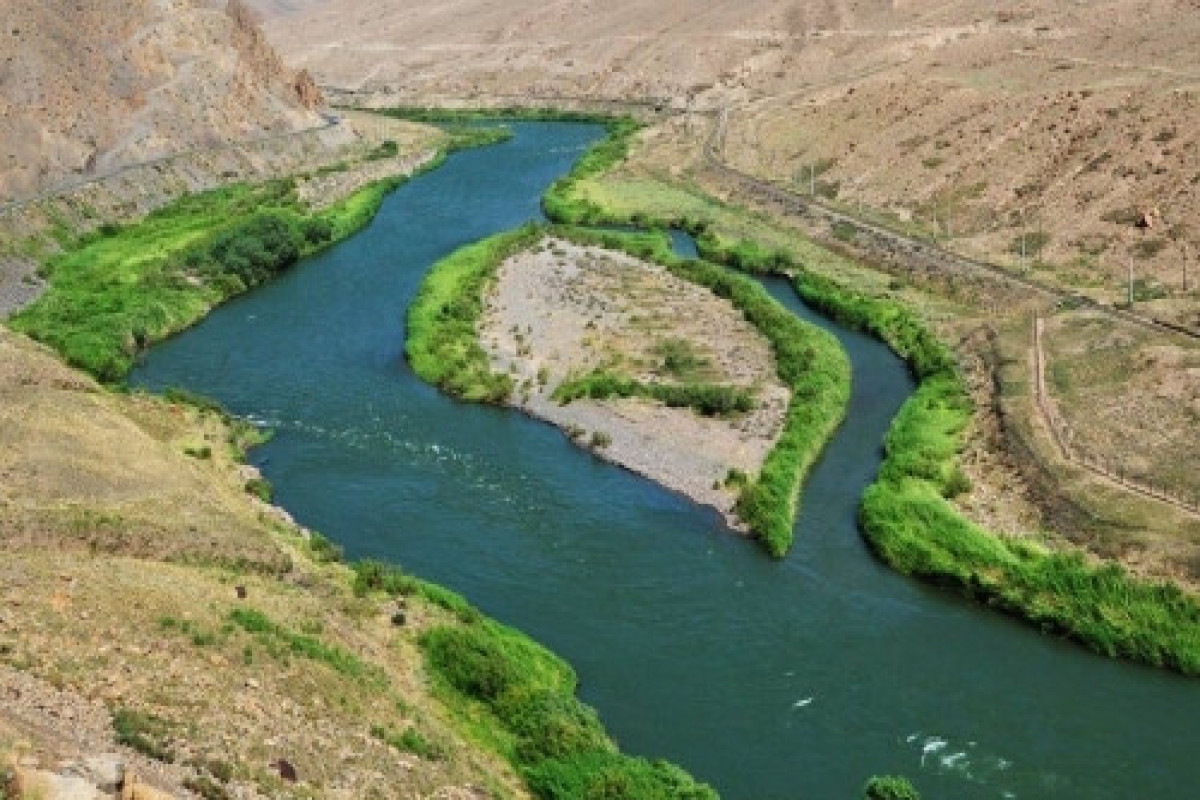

{"left": 0, "top": 0, "right": 324, "bottom": 203}
{"left": 249, "top": 0, "right": 1199, "bottom": 317}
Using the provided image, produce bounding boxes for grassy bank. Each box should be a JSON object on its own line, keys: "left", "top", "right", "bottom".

{"left": 405, "top": 224, "right": 541, "bottom": 402}
{"left": 793, "top": 269, "right": 1200, "bottom": 674}
{"left": 349, "top": 561, "right": 717, "bottom": 800}
{"left": 7, "top": 134, "right": 477, "bottom": 383}
{"left": 407, "top": 223, "right": 850, "bottom": 556}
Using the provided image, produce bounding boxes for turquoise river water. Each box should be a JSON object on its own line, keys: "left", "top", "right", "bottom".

{"left": 131, "top": 122, "right": 1200, "bottom": 800}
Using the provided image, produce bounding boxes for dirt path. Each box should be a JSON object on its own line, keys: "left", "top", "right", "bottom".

{"left": 1032, "top": 314, "right": 1200, "bottom": 517}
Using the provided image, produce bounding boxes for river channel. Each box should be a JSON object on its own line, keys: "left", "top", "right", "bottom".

{"left": 131, "top": 122, "right": 1200, "bottom": 800}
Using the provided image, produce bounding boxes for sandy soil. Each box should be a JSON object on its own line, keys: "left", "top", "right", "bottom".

{"left": 480, "top": 239, "right": 789, "bottom": 527}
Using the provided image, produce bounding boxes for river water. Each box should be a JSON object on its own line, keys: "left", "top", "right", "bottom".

{"left": 131, "top": 122, "right": 1200, "bottom": 800}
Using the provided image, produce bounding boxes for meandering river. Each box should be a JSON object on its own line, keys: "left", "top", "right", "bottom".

{"left": 132, "top": 122, "right": 1200, "bottom": 800}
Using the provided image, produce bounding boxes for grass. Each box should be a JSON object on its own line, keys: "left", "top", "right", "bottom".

{"left": 553, "top": 370, "right": 755, "bottom": 416}
{"left": 405, "top": 225, "right": 541, "bottom": 402}
{"left": 8, "top": 178, "right": 389, "bottom": 382}
{"left": 7, "top": 125, "right": 501, "bottom": 384}
{"left": 372, "top": 724, "right": 446, "bottom": 760}
{"left": 112, "top": 707, "right": 176, "bottom": 763}
{"left": 227, "top": 607, "right": 382, "bottom": 683}
{"left": 420, "top": 619, "right": 716, "bottom": 800}
{"left": 796, "top": 268, "right": 1200, "bottom": 675}
{"left": 865, "top": 776, "right": 922, "bottom": 800}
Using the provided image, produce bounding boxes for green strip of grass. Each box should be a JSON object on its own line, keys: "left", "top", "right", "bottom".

{"left": 796, "top": 269, "right": 1200, "bottom": 675}
{"left": 405, "top": 224, "right": 542, "bottom": 402}
{"left": 9, "top": 175, "right": 402, "bottom": 382}
{"left": 541, "top": 117, "right": 644, "bottom": 224}
{"left": 553, "top": 369, "right": 755, "bottom": 417}
{"left": 420, "top": 621, "right": 717, "bottom": 800}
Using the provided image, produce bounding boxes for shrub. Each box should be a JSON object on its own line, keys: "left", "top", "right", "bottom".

{"left": 420, "top": 621, "right": 715, "bottom": 800}
{"left": 307, "top": 530, "right": 343, "bottom": 564}
{"left": 372, "top": 724, "right": 445, "bottom": 760}
{"left": 113, "top": 708, "right": 175, "bottom": 762}
{"left": 864, "top": 775, "right": 921, "bottom": 800}
{"left": 352, "top": 559, "right": 418, "bottom": 597}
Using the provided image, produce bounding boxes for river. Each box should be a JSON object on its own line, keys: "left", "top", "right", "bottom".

{"left": 131, "top": 122, "right": 1200, "bottom": 800}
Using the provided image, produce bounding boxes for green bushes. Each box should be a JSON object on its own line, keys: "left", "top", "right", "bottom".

{"left": 542, "top": 117, "right": 643, "bottom": 225}
{"left": 420, "top": 622, "right": 715, "bottom": 800}
{"left": 553, "top": 370, "right": 755, "bottom": 416}
{"left": 864, "top": 775, "right": 921, "bottom": 800}
{"left": 113, "top": 708, "right": 176, "bottom": 762}
{"left": 406, "top": 226, "right": 543, "bottom": 402}
{"left": 10, "top": 174, "right": 408, "bottom": 383}
{"left": 797, "top": 267, "right": 1200, "bottom": 675}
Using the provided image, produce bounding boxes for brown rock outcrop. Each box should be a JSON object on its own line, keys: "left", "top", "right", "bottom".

{"left": 0, "top": 0, "right": 323, "bottom": 203}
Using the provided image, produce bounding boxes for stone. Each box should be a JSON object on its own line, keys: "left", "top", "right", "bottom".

{"left": 16, "top": 768, "right": 103, "bottom": 800}
{"left": 64, "top": 754, "right": 125, "bottom": 793}
{"left": 120, "top": 772, "right": 176, "bottom": 800}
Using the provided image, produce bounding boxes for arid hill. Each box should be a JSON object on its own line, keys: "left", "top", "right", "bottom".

{"left": 249, "top": 0, "right": 1199, "bottom": 317}
{"left": 0, "top": 0, "right": 324, "bottom": 202}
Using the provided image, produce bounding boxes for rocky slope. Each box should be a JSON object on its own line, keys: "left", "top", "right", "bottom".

{"left": 0, "top": 0, "right": 324, "bottom": 203}
{"left": 0, "top": 325, "right": 527, "bottom": 799}
{"left": 248, "top": 0, "right": 1199, "bottom": 316}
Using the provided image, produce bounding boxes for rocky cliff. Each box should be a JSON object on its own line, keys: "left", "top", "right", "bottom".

{"left": 0, "top": 0, "right": 324, "bottom": 202}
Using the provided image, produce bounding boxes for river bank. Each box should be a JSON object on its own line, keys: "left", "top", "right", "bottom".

{"left": 529, "top": 109, "right": 1200, "bottom": 674}
{"left": 128, "top": 117, "right": 1200, "bottom": 800}
{"left": 2, "top": 119, "right": 723, "bottom": 799}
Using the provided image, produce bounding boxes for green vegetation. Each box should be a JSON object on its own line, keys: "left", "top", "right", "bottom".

{"left": 408, "top": 223, "right": 849, "bottom": 556}
{"left": 228, "top": 607, "right": 381, "bottom": 682}
{"left": 350, "top": 559, "right": 482, "bottom": 624}
{"left": 553, "top": 370, "right": 755, "bottom": 416}
{"left": 372, "top": 724, "right": 446, "bottom": 760}
{"left": 113, "top": 707, "right": 176, "bottom": 762}
{"left": 405, "top": 225, "right": 542, "bottom": 402}
{"left": 864, "top": 775, "right": 922, "bottom": 800}
{"left": 542, "top": 117, "right": 643, "bottom": 225}
{"left": 8, "top": 175, "right": 407, "bottom": 382}
{"left": 653, "top": 337, "right": 709, "bottom": 378}
{"left": 795, "top": 268, "right": 1200, "bottom": 675}
{"left": 244, "top": 476, "right": 273, "bottom": 503}
{"left": 421, "top": 621, "right": 716, "bottom": 800}
{"left": 306, "top": 530, "right": 344, "bottom": 564}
